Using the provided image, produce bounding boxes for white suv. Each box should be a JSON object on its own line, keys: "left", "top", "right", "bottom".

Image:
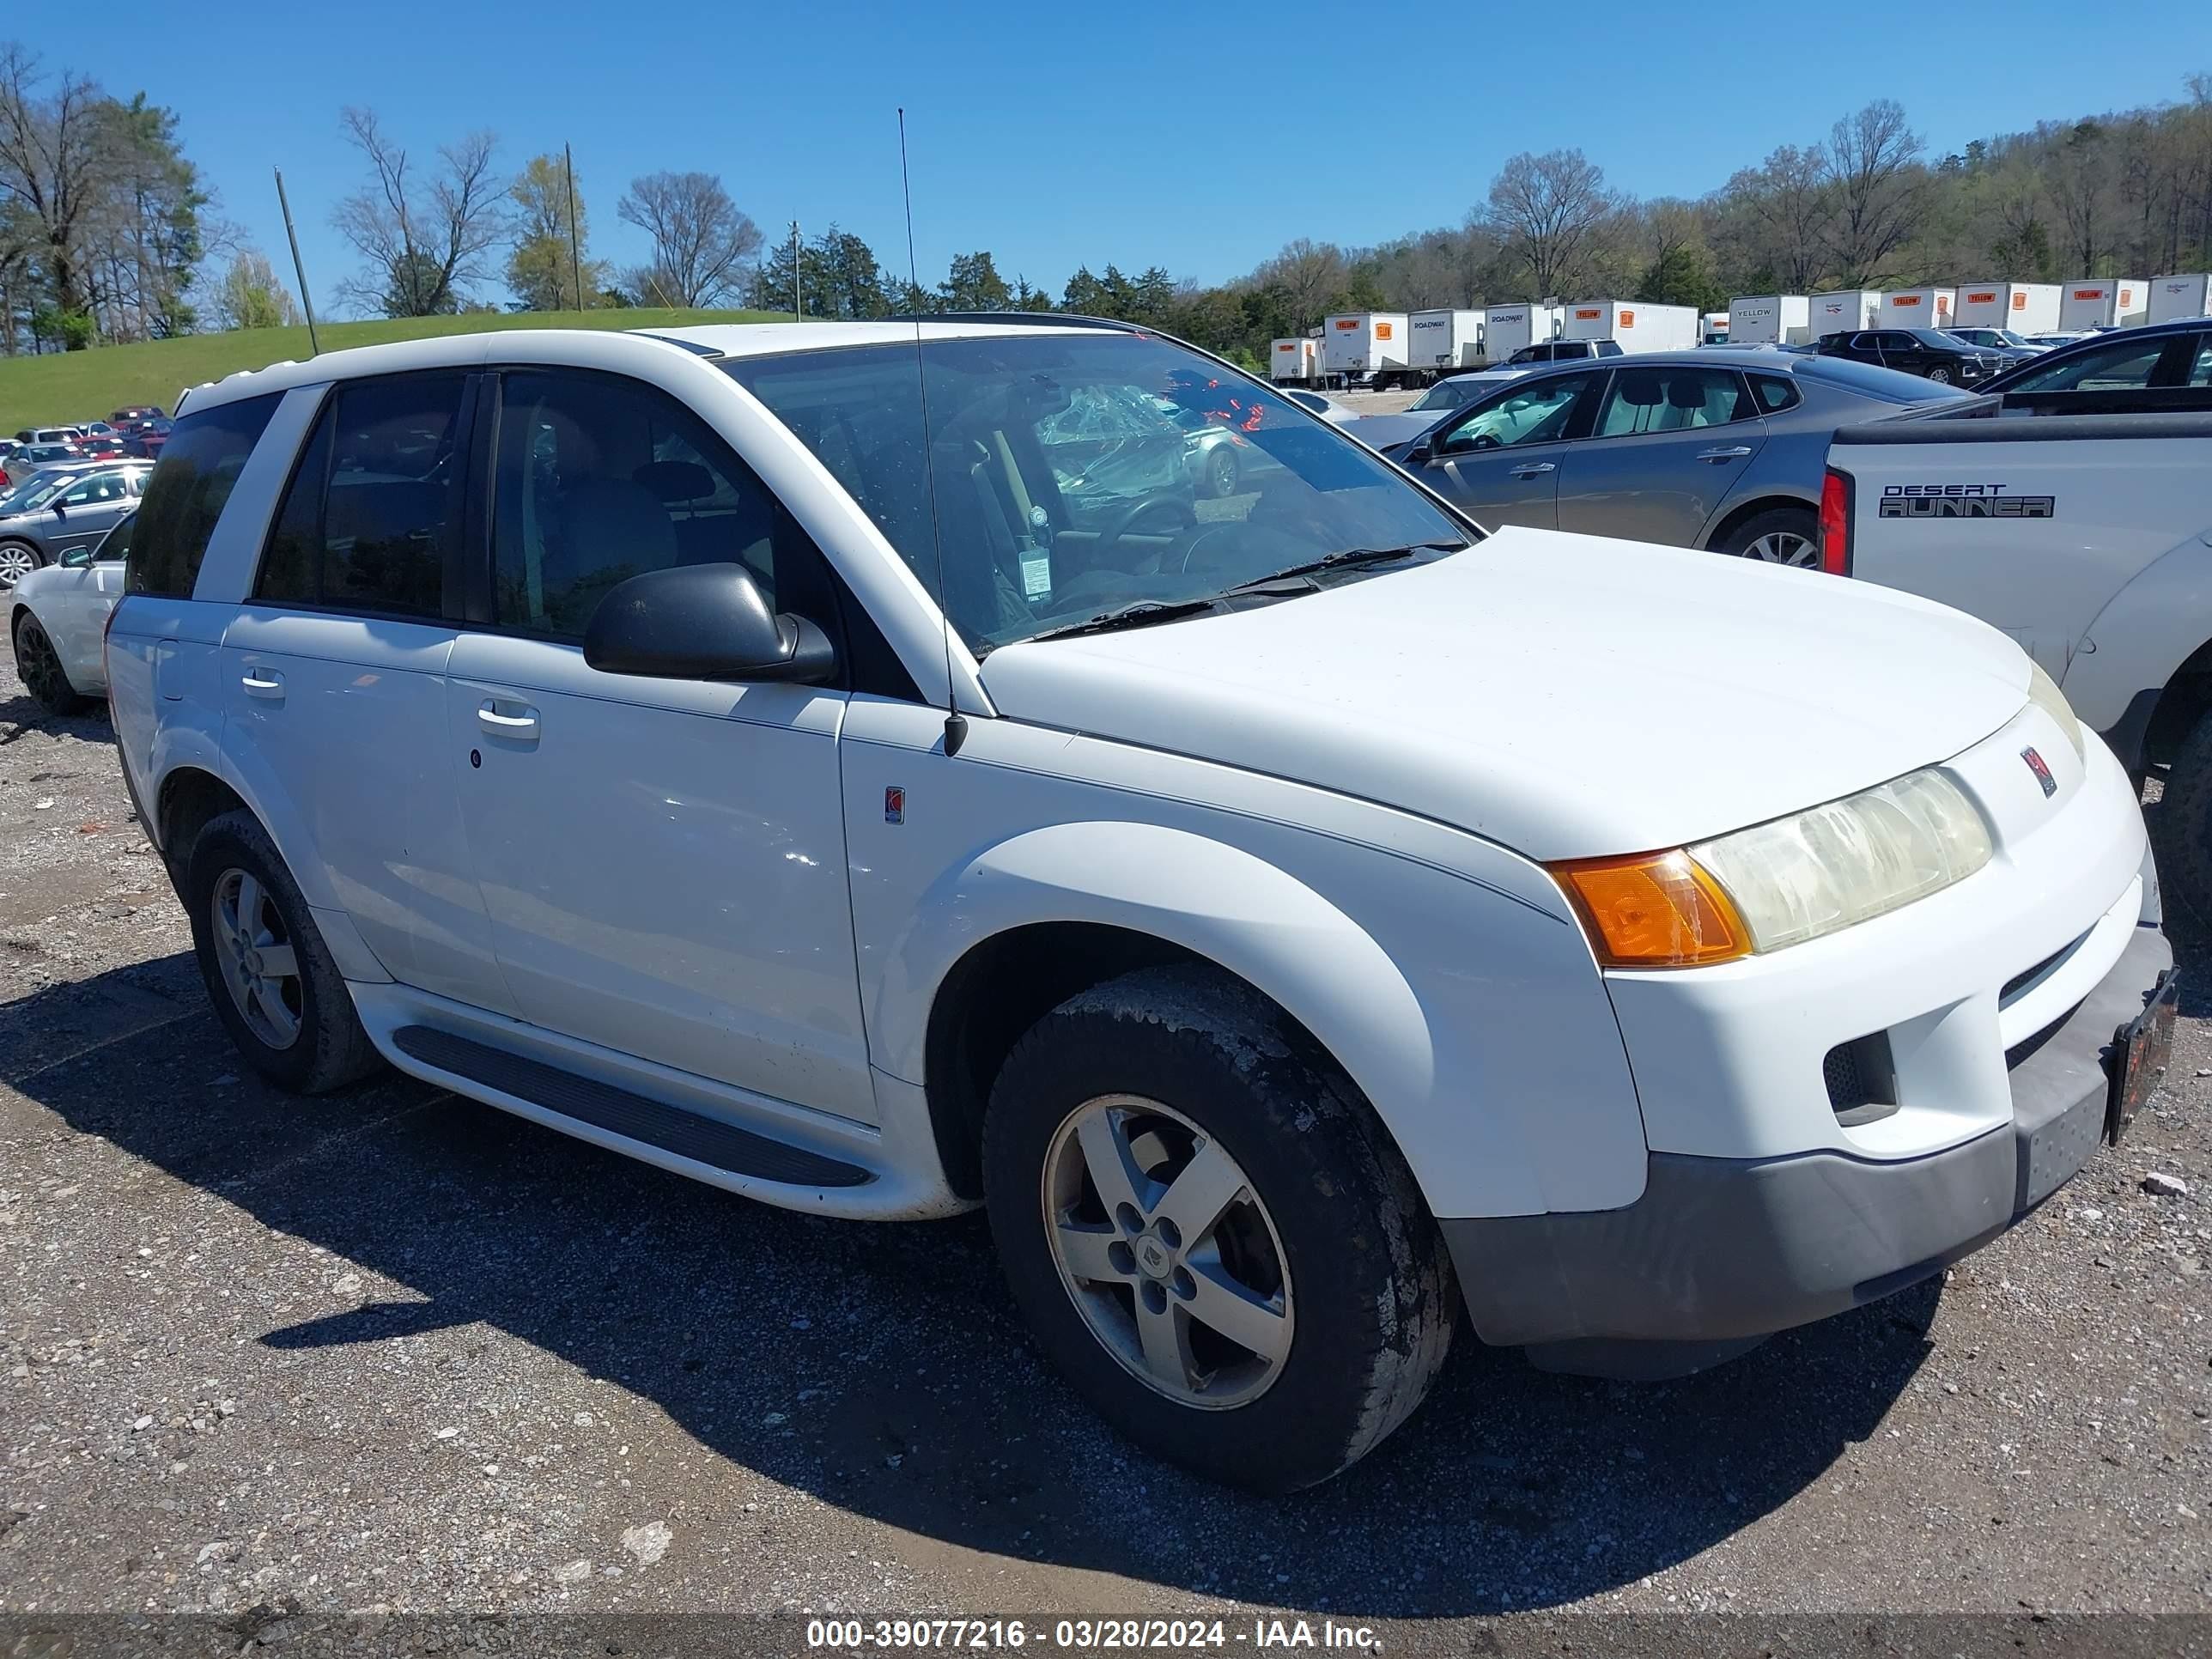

{"left": 106, "top": 319, "right": 2172, "bottom": 1491}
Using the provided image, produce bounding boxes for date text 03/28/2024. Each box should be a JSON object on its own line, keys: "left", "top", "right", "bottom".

{"left": 804, "top": 1617, "right": 1382, "bottom": 1650}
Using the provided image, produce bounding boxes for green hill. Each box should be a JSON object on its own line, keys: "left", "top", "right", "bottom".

{"left": 0, "top": 307, "right": 796, "bottom": 434}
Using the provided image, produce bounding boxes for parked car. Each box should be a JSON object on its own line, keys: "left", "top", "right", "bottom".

{"left": 106, "top": 318, "right": 2166, "bottom": 1492}
{"left": 1340, "top": 370, "right": 1521, "bottom": 451}
{"left": 5, "top": 441, "right": 82, "bottom": 485}
{"left": 1823, "top": 392, "right": 2212, "bottom": 917}
{"left": 1810, "top": 328, "right": 2010, "bottom": 386}
{"left": 7, "top": 507, "right": 130, "bottom": 709}
{"left": 1948, "top": 327, "right": 2045, "bottom": 353}
{"left": 1982, "top": 316, "right": 2212, "bottom": 396}
{"left": 1277, "top": 387, "right": 1355, "bottom": 425}
{"left": 123, "top": 415, "right": 173, "bottom": 459}
{"left": 1377, "top": 349, "right": 1966, "bottom": 563}
{"left": 0, "top": 462, "right": 148, "bottom": 587}
{"left": 2025, "top": 331, "right": 2094, "bottom": 349}
{"left": 14, "top": 426, "right": 79, "bottom": 447}
{"left": 108, "top": 404, "right": 165, "bottom": 425}
{"left": 1503, "top": 339, "right": 1622, "bottom": 367}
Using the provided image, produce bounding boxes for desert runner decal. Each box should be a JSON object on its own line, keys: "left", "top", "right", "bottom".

{"left": 1880, "top": 483, "right": 2056, "bottom": 520}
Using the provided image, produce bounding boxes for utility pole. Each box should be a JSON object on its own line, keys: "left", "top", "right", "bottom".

{"left": 562, "top": 143, "right": 584, "bottom": 311}
{"left": 273, "top": 167, "right": 321, "bottom": 356}
{"left": 790, "top": 221, "right": 802, "bottom": 319}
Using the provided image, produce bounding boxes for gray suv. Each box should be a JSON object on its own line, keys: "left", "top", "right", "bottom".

{"left": 1382, "top": 349, "right": 1966, "bottom": 565}
{"left": 0, "top": 463, "right": 149, "bottom": 588}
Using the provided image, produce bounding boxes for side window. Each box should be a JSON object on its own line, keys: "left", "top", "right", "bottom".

{"left": 1593, "top": 368, "right": 1751, "bottom": 436}
{"left": 491, "top": 369, "right": 792, "bottom": 641}
{"left": 1437, "top": 373, "right": 1600, "bottom": 453}
{"left": 2007, "top": 337, "right": 2172, "bottom": 393}
{"left": 1748, "top": 374, "right": 1802, "bottom": 413}
{"left": 94, "top": 515, "right": 134, "bottom": 562}
{"left": 252, "top": 371, "right": 466, "bottom": 617}
{"left": 1595, "top": 340, "right": 1623, "bottom": 356}
{"left": 60, "top": 472, "right": 126, "bottom": 507}
{"left": 2189, "top": 337, "right": 2212, "bottom": 387}
{"left": 128, "top": 392, "right": 282, "bottom": 599}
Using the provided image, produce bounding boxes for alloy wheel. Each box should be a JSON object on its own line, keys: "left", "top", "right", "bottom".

{"left": 1041, "top": 1094, "right": 1293, "bottom": 1408}
{"left": 1744, "top": 531, "right": 1818, "bottom": 567}
{"left": 14, "top": 617, "right": 70, "bottom": 705}
{"left": 0, "top": 544, "right": 34, "bottom": 588}
{"left": 210, "top": 868, "right": 304, "bottom": 1050}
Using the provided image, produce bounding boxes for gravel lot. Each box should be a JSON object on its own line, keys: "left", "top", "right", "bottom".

{"left": 1, "top": 641, "right": 2208, "bottom": 1635}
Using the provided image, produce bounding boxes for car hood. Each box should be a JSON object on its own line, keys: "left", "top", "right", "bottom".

{"left": 976, "top": 527, "right": 2033, "bottom": 860}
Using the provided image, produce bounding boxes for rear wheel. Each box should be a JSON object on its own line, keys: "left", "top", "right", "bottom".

{"left": 1205, "top": 446, "right": 1238, "bottom": 499}
{"left": 12, "top": 611, "right": 82, "bottom": 714}
{"left": 0, "top": 541, "right": 38, "bottom": 590}
{"left": 185, "top": 810, "right": 383, "bottom": 1094}
{"left": 1717, "top": 506, "right": 1820, "bottom": 568}
{"left": 981, "top": 965, "right": 1456, "bottom": 1492}
{"left": 2152, "top": 707, "right": 2212, "bottom": 924}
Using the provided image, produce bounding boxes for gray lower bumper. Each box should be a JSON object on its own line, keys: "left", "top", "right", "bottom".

{"left": 1443, "top": 924, "right": 2172, "bottom": 1370}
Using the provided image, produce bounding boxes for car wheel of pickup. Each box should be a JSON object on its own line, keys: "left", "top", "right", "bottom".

{"left": 185, "top": 810, "right": 382, "bottom": 1095}
{"left": 12, "top": 611, "right": 82, "bottom": 714}
{"left": 1718, "top": 506, "right": 1820, "bottom": 568}
{"left": 981, "top": 964, "right": 1455, "bottom": 1492}
{"left": 2154, "top": 708, "right": 2212, "bottom": 925}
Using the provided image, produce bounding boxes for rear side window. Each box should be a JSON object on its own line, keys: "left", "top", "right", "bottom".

{"left": 128, "top": 392, "right": 282, "bottom": 598}
{"left": 253, "top": 372, "right": 469, "bottom": 617}
{"left": 1748, "top": 374, "right": 1802, "bottom": 413}
{"left": 2005, "top": 336, "right": 2175, "bottom": 393}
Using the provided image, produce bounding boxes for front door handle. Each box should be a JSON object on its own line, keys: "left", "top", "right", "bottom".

{"left": 1509, "top": 461, "right": 1557, "bottom": 478}
{"left": 241, "top": 669, "right": 283, "bottom": 701}
{"left": 1698, "top": 445, "right": 1754, "bottom": 463}
{"left": 477, "top": 699, "right": 540, "bottom": 740}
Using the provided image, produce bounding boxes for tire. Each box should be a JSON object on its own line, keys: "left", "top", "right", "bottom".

{"left": 0, "top": 540, "right": 39, "bottom": 590}
{"left": 12, "top": 611, "right": 83, "bottom": 714}
{"left": 1717, "top": 505, "right": 1821, "bottom": 568}
{"left": 981, "top": 965, "right": 1456, "bottom": 1492}
{"left": 1205, "top": 446, "right": 1238, "bottom": 500}
{"left": 2153, "top": 705, "right": 2212, "bottom": 924}
{"left": 184, "top": 809, "right": 382, "bottom": 1094}
{"left": 1927, "top": 366, "right": 1953, "bottom": 385}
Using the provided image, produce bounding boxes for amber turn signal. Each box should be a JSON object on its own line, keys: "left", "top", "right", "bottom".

{"left": 1552, "top": 849, "right": 1753, "bottom": 969}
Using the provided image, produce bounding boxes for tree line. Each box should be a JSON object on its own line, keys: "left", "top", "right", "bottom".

{"left": 2, "top": 46, "right": 2210, "bottom": 367}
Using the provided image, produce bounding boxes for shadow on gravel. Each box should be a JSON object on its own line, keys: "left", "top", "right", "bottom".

{"left": 3, "top": 954, "right": 1954, "bottom": 1617}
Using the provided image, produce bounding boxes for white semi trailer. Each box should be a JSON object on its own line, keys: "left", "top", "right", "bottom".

{"left": 1808, "top": 290, "right": 1881, "bottom": 341}
{"left": 1482, "top": 302, "right": 1564, "bottom": 361}
{"left": 1878, "top": 288, "right": 1955, "bottom": 329}
{"left": 2060, "top": 280, "right": 2147, "bottom": 330}
{"left": 1952, "top": 283, "right": 2061, "bottom": 334}
{"left": 1269, "top": 337, "right": 1319, "bottom": 383}
{"left": 2148, "top": 275, "right": 2212, "bottom": 324}
{"left": 1408, "top": 308, "right": 1486, "bottom": 378}
{"left": 1322, "top": 312, "right": 1411, "bottom": 387}
{"left": 1727, "top": 295, "right": 1811, "bottom": 346}
{"left": 1562, "top": 301, "right": 1698, "bottom": 354}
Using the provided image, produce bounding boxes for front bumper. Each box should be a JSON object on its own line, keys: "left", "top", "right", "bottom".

{"left": 1443, "top": 921, "right": 2172, "bottom": 1375}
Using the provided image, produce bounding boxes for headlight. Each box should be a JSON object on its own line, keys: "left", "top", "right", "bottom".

{"left": 2026, "top": 661, "right": 2085, "bottom": 761}
{"left": 1553, "top": 768, "right": 1992, "bottom": 966}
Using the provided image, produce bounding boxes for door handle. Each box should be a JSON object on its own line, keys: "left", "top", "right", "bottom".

{"left": 1509, "top": 461, "right": 1557, "bottom": 478}
{"left": 1698, "top": 445, "right": 1754, "bottom": 462}
{"left": 240, "top": 669, "right": 283, "bottom": 700}
{"left": 477, "top": 699, "right": 540, "bottom": 739}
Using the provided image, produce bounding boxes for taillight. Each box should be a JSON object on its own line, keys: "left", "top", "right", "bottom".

{"left": 1818, "top": 466, "right": 1854, "bottom": 576}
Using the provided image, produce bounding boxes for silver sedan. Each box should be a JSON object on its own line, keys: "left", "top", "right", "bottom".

{"left": 1375, "top": 349, "right": 1967, "bottom": 566}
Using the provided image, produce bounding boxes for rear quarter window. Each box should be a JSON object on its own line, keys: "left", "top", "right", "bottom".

{"left": 127, "top": 392, "right": 283, "bottom": 598}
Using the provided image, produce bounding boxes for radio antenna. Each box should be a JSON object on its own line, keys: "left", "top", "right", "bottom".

{"left": 898, "top": 107, "right": 966, "bottom": 758}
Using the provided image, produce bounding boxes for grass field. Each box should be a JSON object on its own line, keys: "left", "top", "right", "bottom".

{"left": 0, "top": 307, "right": 796, "bottom": 434}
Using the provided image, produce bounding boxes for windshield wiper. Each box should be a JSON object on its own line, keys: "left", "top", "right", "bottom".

{"left": 1225, "top": 541, "right": 1466, "bottom": 592}
{"left": 1026, "top": 597, "right": 1224, "bottom": 644}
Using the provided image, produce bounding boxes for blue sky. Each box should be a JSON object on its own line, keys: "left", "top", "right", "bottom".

{"left": 20, "top": 3, "right": 2212, "bottom": 316}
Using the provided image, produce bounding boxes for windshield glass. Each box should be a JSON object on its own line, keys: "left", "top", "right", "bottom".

{"left": 1792, "top": 356, "right": 1967, "bottom": 403}
{"left": 1, "top": 471, "right": 73, "bottom": 514}
{"left": 723, "top": 332, "right": 1471, "bottom": 653}
{"left": 1410, "top": 377, "right": 1490, "bottom": 411}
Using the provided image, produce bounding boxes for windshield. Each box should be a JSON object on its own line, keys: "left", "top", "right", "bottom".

{"left": 1410, "top": 377, "right": 1490, "bottom": 411}
{"left": 724, "top": 332, "right": 1472, "bottom": 653}
{"left": 1, "top": 471, "right": 73, "bottom": 514}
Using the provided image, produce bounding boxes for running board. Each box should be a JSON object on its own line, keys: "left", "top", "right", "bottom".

{"left": 392, "top": 1025, "right": 872, "bottom": 1188}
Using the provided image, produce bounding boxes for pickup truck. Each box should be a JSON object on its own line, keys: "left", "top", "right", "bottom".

{"left": 1822, "top": 403, "right": 2212, "bottom": 915}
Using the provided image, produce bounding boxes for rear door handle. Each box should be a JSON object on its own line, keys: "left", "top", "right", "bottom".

{"left": 477, "top": 699, "right": 540, "bottom": 740}
{"left": 1509, "top": 461, "right": 1557, "bottom": 478}
{"left": 241, "top": 669, "right": 283, "bottom": 701}
{"left": 1698, "top": 445, "right": 1754, "bottom": 463}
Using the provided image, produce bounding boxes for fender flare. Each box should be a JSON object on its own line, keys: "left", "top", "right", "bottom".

{"left": 2066, "top": 528, "right": 2212, "bottom": 751}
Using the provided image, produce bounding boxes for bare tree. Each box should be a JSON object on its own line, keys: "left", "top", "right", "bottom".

{"left": 1485, "top": 149, "right": 1617, "bottom": 296}
{"left": 616, "top": 171, "right": 759, "bottom": 308}
{"left": 1721, "top": 144, "right": 1832, "bottom": 289}
{"left": 0, "top": 47, "right": 106, "bottom": 321}
{"left": 1249, "top": 238, "right": 1348, "bottom": 328}
{"left": 2047, "top": 119, "right": 2110, "bottom": 273}
{"left": 1824, "top": 101, "right": 1927, "bottom": 285}
{"left": 331, "top": 108, "right": 506, "bottom": 317}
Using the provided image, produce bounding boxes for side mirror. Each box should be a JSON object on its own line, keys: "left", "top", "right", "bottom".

{"left": 49, "top": 496, "right": 64, "bottom": 517}
{"left": 583, "top": 562, "right": 836, "bottom": 684}
{"left": 59, "top": 547, "right": 90, "bottom": 569}
{"left": 1407, "top": 440, "right": 1437, "bottom": 466}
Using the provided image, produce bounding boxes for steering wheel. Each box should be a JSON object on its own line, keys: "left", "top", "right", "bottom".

{"left": 1467, "top": 433, "right": 1502, "bottom": 450}
{"left": 1091, "top": 496, "right": 1198, "bottom": 566}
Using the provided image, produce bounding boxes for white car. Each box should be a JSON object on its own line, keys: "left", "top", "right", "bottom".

{"left": 9, "top": 509, "right": 131, "bottom": 711}
{"left": 1277, "top": 387, "right": 1355, "bottom": 425}
{"left": 1339, "top": 369, "right": 1522, "bottom": 451}
{"left": 105, "top": 319, "right": 2168, "bottom": 1492}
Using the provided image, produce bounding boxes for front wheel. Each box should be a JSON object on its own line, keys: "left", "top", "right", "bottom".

{"left": 2152, "top": 706, "right": 2212, "bottom": 924}
{"left": 982, "top": 966, "right": 1456, "bottom": 1492}
{"left": 12, "top": 611, "right": 83, "bottom": 714}
{"left": 185, "top": 810, "right": 384, "bottom": 1094}
{"left": 1717, "top": 506, "right": 1821, "bottom": 568}
{"left": 1204, "top": 445, "right": 1238, "bottom": 499}
{"left": 1927, "top": 366, "right": 1953, "bottom": 385}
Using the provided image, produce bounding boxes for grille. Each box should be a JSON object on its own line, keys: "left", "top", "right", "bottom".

{"left": 1825, "top": 1031, "right": 1899, "bottom": 1127}
{"left": 2001, "top": 927, "right": 2093, "bottom": 1006}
